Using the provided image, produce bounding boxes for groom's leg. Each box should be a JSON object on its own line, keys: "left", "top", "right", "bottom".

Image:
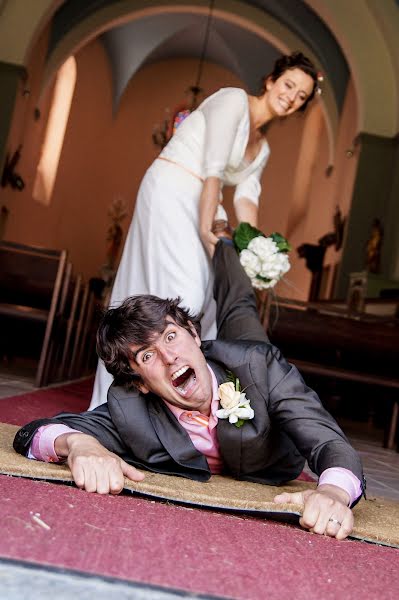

{"left": 212, "top": 240, "right": 268, "bottom": 343}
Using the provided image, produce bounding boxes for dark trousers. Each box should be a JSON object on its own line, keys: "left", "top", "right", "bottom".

{"left": 212, "top": 240, "right": 268, "bottom": 343}
{"left": 212, "top": 241, "right": 305, "bottom": 481}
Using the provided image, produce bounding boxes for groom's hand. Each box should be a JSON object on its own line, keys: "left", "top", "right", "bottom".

{"left": 56, "top": 432, "right": 145, "bottom": 494}
{"left": 274, "top": 484, "right": 353, "bottom": 540}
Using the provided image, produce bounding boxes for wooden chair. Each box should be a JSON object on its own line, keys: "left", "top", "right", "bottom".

{"left": 57, "top": 276, "right": 99, "bottom": 382}
{"left": 57, "top": 273, "right": 83, "bottom": 381}
{"left": 0, "top": 241, "right": 68, "bottom": 387}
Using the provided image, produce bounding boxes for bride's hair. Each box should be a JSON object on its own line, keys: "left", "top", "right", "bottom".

{"left": 259, "top": 51, "right": 319, "bottom": 112}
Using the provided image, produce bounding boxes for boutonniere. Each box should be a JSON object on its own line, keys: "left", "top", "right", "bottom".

{"left": 215, "top": 375, "right": 254, "bottom": 428}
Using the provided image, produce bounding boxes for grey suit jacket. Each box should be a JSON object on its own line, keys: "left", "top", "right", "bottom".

{"left": 14, "top": 339, "right": 364, "bottom": 489}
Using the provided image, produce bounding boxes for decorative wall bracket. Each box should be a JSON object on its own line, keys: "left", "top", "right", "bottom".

{"left": 1, "top": 145, "right": 25, "bottom": 190}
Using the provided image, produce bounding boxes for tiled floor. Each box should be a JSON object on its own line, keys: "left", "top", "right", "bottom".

{"left": 341, "top": 423, "right": 399, "bottom": 502}
{"left": 1, "top": 366, "right": 398, "bottom": 502}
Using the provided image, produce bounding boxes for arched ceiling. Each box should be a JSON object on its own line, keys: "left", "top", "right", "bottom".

{"left": 101, "top": 14, "right": 281, "bottom": 111}
{"left": 47, "top": 0, "right": 349, "bottom": 113}
{"left": 0, "top": 0, "right": 398, "bottom": 138}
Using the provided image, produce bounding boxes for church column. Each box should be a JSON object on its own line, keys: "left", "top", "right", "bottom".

{"left": 336, "top": 132, "right": 399, "bottom": 297}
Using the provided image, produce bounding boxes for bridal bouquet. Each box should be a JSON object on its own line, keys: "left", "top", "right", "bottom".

{"left": 233, "top": 222, "right": 291, "bottom": 290}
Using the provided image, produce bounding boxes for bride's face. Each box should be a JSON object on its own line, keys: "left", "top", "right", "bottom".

{"left": 264, "top": 68, "right": 315, "bottom": 117}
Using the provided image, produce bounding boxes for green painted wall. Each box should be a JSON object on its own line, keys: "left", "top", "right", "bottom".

{"left": 336, "top": 132, "right": 399, "bottom": 297}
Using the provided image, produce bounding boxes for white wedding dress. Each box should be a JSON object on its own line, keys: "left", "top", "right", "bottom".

{"left": 89, "top": 88, "right": 270, "bottom": 408}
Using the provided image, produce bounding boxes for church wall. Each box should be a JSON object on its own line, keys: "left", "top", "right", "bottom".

{"left": 2, "top": 36, "right": 314, "bottom": 288}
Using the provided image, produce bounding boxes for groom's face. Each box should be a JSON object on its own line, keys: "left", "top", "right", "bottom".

{"left": 129, "top": 319, "right": 213, "bottom": 415}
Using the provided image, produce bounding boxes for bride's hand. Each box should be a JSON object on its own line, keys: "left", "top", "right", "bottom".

{"left": 200, "top": 229, "right": 219, "bottom": 258}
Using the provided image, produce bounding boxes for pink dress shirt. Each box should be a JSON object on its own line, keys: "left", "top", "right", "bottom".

{"left": 27, "top": 365, "right": 362, "bottom": 504}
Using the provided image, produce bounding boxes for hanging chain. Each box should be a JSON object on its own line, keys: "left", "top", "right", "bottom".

{"left": 190, "top": 0, "right": 215, "bottom": 106}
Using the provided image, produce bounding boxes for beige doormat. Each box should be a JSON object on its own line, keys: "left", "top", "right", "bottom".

{"left": 1, "top": 423, "right": 398, "bottom": 548}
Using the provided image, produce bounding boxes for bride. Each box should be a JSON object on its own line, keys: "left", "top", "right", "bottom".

{"left": 90, "top": 51, "right": 320, "bottom": 409}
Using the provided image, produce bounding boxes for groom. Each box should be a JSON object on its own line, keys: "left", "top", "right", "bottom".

{"left": 14, "top": 241, "right": 365, "bottom": 540}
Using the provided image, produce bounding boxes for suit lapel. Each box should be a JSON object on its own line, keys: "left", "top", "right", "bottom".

{"left": 207, "top": 360, "right": 248, "bottom": 478}
{"left": 145, "top": 358, "right": 254, "bottom": 479}
{"left": 147, "top": 395, "right": 210, "bottom": 473}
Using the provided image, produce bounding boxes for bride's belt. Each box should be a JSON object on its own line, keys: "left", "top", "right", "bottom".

{"left": 156, "top": 156, "right": 204, "bottom": 183}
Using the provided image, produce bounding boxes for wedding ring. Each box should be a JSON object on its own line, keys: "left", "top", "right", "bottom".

{"left": 328, "top": 517, "right": 342, "bottom": 526}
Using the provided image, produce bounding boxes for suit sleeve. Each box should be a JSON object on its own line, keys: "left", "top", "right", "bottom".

{"left": 13, "top": 404, "right": 129, "bottom": 457}
{"left": 264, "top": 344, "right": 364, "bottom": 485}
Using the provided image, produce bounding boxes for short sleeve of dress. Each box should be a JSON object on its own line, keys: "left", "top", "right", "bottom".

{"left": 200, "top": 88, "right": 248, "bottom": 179}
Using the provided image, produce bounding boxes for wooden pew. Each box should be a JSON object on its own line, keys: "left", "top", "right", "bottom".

{"left": 0, "top": 241, "right": 67, "bottom": 387}
{"left": 261, "top": 296, "right": 399, "bottom": 449}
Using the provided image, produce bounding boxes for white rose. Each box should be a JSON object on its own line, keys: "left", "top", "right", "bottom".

{"left": 218, "top": 382, "right": 241, "bottom": 409}
{"left": 259, "top": 256, "right": 280, "bottom": 279}
{"left": 216, "top": 393, "right": 255, "bottom": 424}
{"left": 278, "top": 253, "right": 291, "bottom": 274}
{"left": 259, "top": 252, "right": 290, "bottom": 280}
{"left": 239, "top": 249, "right": 261, "bottom": 279}
{"left": 251, "top": 277, "right": 266, "bottom": 290}
{"left": 248, "top": 236, "right": 278, "bottom": 260}
{"left": 234, "top": 405, "right": 255, "bottom": 421}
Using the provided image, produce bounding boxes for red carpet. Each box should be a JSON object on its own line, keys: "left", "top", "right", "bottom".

{"left": 0, "top": 378, "right": 93, "bottom": 425}
{"left": 1, "top": 379, "right": 398, "bottom": 598}
{"left": 1, "top": 475, "right": 398, "bottom": 599}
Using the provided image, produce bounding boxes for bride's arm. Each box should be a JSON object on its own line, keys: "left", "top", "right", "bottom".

{"left": 233, "top": 156, "right": 267, "bottom": 228}
{"left": 234, "top": 197, "right": 258, "bottom": 227}
{"left": 199, "top": 176, "right": 221, "bottom": 257}
{"left": 199, "top": 89, "right": 248, "bottom": 255}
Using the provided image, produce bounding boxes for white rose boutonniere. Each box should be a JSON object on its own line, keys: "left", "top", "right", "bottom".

{"left": 216, "top": 378, "right": 254, "bottom": 428}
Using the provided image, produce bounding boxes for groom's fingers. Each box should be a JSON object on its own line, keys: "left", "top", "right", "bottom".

{"left": 122, "top": 460, "right": 145, "bottom": 483}
{"left": 274, "top": 490, "right": 308, "bottom": 504}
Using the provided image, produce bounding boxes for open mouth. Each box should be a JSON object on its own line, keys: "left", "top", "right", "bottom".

{"left": 171, "top": 366, "right": 196, "bottom": 396}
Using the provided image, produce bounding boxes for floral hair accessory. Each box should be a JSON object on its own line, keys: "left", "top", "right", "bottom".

{"left": 233, "top": 222, "right": 291, "bottom": 290}
{"left": 316, "top": 72, "right": 324, "bottom": 95}
{"left": 216, "top": 376, "right": 254, "bottom": 428}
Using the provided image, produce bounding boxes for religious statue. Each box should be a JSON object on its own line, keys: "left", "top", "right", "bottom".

{"left": 365, "top": 218, "right": 383, "bottom": 274}
{"left": 318, "top": 205, "right": 345, "bottom": 250}
{"left": 297, "top": 206, "right": 346, "bottom": 300}
{"left": 100, "top": 196, "right": 127, "bottom": 294}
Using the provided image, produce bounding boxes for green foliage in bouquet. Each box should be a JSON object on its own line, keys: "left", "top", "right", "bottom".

{"left": 233, "top": 222, "right": 263, "bottom": 251}
{"left": 233, "top": 222, "right": 291, "bottom": 253}
{"left": 269, "top": 232, "right": 291, "bottom": 253}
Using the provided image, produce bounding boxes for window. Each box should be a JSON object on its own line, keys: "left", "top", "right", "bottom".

{"left": 33, "top": 56, "right": 76, "bottom": 205}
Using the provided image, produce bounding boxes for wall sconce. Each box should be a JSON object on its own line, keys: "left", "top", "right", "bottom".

{"left": 1, "top": 146, "right": 25, "bottom": 191}
{"left": 325, "top": 164, "right": 334, "bottom": 177}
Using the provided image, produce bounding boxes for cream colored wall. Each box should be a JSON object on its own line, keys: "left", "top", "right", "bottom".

{"left": 0, "top": 0, "right": 59, "bottom": 65}
{"left": 307, "top": 0, "right": 398, "bottom": 136}
{"left": 3, "top": 40, "right": 245, "bottom": 280}
{"left": 282, "top": 78, "right": 359, "bottom": 301}
{"left": 259, "top": 78, "right": 360, "bottom": 301}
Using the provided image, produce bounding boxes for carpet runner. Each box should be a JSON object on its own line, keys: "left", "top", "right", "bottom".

{"left": 0, "top": 378, "right": 398, "bottom": 599}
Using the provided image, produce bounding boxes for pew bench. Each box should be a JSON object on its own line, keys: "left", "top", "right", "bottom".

{"left": 289, "top": 359, "right": 399, "bottom": 450}
{"left": 0, "top": 241, "right": 68, "bottom": 387}
{"left": 259, "top": 296, "right": 399, "bottom": 452}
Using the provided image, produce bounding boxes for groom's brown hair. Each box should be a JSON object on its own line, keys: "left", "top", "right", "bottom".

{"left": 96, "top": 295, "right": 201, "bottom": 389}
